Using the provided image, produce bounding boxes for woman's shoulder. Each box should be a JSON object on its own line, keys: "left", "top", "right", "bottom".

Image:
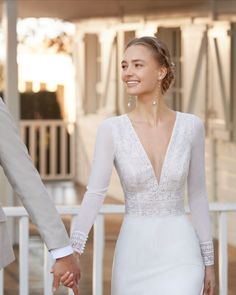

{"left": 179, "top": 112, "right": 205, "bottom": 144}
{"left": 100, "top": 114, "right": 126, "bottom": 125}
{"left": 178, "top": 112, "right": 205, "bottom": 143}
{"left": 97, "top": 114, "right": 125, "bottom": 133}
{"left": 178, "top": 111, "right": 204, "bottom": 127}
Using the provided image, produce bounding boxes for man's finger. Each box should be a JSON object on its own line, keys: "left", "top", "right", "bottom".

{"left": 52, "top": 275, "right": 60, "bottom": 293}
{"left": 210, "top": 286, "right": 214, "bottom": 295}
{"left": 72, "top": 284, "right": 80, "bottom": 295}
{"left": 74, "top": 273, "right": 79, "bottom": 284}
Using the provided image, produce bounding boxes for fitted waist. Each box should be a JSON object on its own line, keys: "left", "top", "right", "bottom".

{"left": 125, "top": 192, "right": 185, "bottom": 216}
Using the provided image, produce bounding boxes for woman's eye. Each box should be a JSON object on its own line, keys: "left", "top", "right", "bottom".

{"left": 121, "top": 65, "right": 127, "bottom": 69}
{"left": 135, "top": 64, "right": 142, "bottom": 67}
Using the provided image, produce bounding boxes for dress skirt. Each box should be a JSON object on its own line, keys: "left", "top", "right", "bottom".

{"left": 111, "top": 214, "right": 205, "bottom": 295}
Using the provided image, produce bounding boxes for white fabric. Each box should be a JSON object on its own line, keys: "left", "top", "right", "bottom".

{"left": 112, "top": 214, "right": 205, "bottom": 295}
{"left": 71, "top": 111, "right": 214, "bottom": 268}
{"left": 50, "top": 245, "right": 73, "bottom": 259}
{"left": 71, "top": 119, "right": 115, "bottom": 253}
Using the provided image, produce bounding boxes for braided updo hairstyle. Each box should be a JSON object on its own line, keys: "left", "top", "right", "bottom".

{"left": 125, "top": 36, "right": 175, "bottom": 94}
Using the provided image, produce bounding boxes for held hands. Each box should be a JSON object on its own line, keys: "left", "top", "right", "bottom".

{"left": 203, "top": 265, "right": 216, "bottom": 295}
{"left": 51, "top": 252, "right": 81, "bottom": 294}
{"left": 60, "top": 252, "right": 81, "bottom": 290}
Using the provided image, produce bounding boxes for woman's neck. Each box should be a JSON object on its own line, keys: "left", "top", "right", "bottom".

{"left": 129, "top": 96, "right": 173, "bottom": 127}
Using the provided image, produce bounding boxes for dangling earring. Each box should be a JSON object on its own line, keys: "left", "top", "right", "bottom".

{"left": 127, "top": 96, "right": 137, "bottom": 108}
{"left": 152, "top": 80, "right": 161, "bottom": 106}
{"left": 152, "top": 96, "right": 158, "bottom": 106}
{"left": 127, "top": 96, "right": 132, "bottom": 108}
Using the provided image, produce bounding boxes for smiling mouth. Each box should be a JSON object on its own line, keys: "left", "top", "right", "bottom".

{"left": 126, "top": 80, "right": 140, "bottom": 87}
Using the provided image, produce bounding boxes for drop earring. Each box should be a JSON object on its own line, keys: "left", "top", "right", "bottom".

{"left": 152, "top": 80, "right": 161, "bottom": 106}
{"left": 127, "top": 96, "right": 132, "bottom": 108}
{"left": 152, "top": 96, "right": 158, "bottom": 106}
{"left": 127, "top": 96, "right": 137, "bottom": 108}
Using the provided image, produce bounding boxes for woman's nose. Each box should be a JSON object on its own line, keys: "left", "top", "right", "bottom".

{"left": 124, "top": 65, "right": 134, "bottom": 77}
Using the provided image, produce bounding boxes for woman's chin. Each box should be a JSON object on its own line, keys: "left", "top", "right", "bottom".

{"left": 126, "top": 89, "right": 141, "bottom": 96}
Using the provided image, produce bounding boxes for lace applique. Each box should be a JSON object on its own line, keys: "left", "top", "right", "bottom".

{"left": 113, "top": 112, "right": 192, "bottom": 216}
{"left": 200, "top": 240, "right": 214, "bottom": 266}
{"left": 70, "top": 230, "right": 88, "bottom": 254}
{"left": 125, "top": 192, "right": 185, "bottom": 216}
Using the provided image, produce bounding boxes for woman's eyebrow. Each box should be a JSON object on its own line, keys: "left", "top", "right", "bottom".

{"left": 131, "top": 59, "right": 145, "bottom": 63}
{"left": 121, "top": 59, "right": 145, "bottom": 64}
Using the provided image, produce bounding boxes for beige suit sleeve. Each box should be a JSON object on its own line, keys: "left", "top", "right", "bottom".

{"left": 0, "top": 98, "right": 69, "bottom": 250}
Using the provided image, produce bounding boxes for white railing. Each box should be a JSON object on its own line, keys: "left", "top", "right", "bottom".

{"left": 0, "top": 203, "right": 235, "bottom": 295}
{"left": 20, "top": 120, "right": 76, "bottom": 181}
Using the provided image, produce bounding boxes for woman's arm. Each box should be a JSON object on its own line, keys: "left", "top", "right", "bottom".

{"left": 70, "top": 118, "right": 115, "bottom": 254}
{"left": 187, "top": 115, "right": 214, "bottom": 266}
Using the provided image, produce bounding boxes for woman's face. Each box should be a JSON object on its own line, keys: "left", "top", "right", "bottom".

{"left": 121, "top": 44, "right": 165, "bottom": 97}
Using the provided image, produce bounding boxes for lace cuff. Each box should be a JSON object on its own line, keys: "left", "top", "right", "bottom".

{"left": 200, "top": 240, "right": 214, "bottom": 266}
{"left": 70, "top": 230, "right": 88, "bottom": 255}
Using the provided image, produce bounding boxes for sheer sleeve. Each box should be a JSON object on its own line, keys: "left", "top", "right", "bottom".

{"left": 70, "top": 119, "right": 115, "bottom": 254}
{"left": 187, "top": 115, "right": 214, "bottom": 266}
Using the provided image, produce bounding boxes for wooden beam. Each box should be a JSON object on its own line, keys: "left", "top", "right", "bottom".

{"left": 0, "top": 0, "right": 235, "bottom": 21}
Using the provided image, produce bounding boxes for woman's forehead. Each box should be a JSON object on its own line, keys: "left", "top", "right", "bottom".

{"left": 123, "top": 44, "right": 154, "bottom": 61}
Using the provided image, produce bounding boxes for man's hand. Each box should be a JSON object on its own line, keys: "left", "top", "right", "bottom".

{"left": 51, "top": 252, "right": 81, "bottom": 294}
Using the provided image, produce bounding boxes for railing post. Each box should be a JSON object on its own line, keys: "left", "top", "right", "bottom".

{"left": 219, "top": 211, "right": 228, "bottom": 295}
{"left": 19, "top": 216, "right": 29, "bottom": 295}
{"left": 50, "top": 125, "right": 57, "bottom": 178}
{"left": 44, "top": 245, "right": 54, "bottom": 295}
{"left": 61, "top": 125, "right": 67, "bottom": 177}
{"left": 93, "top": 214, "right": 105, "bottom": 295}
{"left": 0, "top": 269, "right": 3, "bottom": 295}
{"left": 68, "top": 215, "right": 77, "bottom": 295}
{"left": 20, "top": 121, "right": 76, "bottom": 181}
{"left": 40, "top": 125, "right": 46, "bottom": 178}
{"left": 1, "top": 204, "right": 234, "bottom": 295}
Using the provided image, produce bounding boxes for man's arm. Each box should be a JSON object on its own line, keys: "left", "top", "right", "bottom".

{"left": 0, "top": 98, "right": 80, "bottom": 293}
{"left": 0, "top": 98, "right": 69, "bottom": 250}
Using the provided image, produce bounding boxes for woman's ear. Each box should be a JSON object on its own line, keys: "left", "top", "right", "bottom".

{"left": 158, "top": 66, "right": 167, "bottom": 80}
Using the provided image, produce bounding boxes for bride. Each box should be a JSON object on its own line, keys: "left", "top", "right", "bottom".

{"left": 61, "top": 36, "right": 216, "bottom": 295}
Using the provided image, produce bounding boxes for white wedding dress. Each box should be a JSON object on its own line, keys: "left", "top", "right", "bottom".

{"left": 71, "top": 111, "right": 214, "bottom": 295}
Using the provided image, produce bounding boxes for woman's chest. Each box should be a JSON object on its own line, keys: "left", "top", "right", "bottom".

{"left": 113, "top": 114, "right": 193, "bottom": 192}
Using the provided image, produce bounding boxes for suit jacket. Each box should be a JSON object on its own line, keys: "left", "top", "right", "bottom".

{"left": 0, "top": 98, "right": 70, "bottom": 269}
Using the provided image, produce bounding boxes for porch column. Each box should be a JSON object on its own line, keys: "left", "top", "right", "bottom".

{"left": 135, "top": 23, "right": 157, "bottom": 37}
{"left": 73, "top": 30, "right": 85, "bottom": 117}
{"left": 1, "top": 0, "right": 19, "bottom": 242}
{"left": 97, "top": 30, "right": 117, "bottom": 116}
{"left": 2, "top": 0, "right": 19, "bottom": 119}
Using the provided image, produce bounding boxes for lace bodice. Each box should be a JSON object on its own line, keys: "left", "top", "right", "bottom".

{"left": 71, "top": 111, "right": 214, "bottom": 266}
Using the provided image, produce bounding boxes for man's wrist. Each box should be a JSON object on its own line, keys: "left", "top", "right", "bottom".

{"left": 50, "top": 245, "right": 73, "bottom": 260}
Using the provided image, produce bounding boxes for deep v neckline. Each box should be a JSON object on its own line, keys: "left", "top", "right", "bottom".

{"left": 125, "top": 111, "right": 179, "bottom": 187}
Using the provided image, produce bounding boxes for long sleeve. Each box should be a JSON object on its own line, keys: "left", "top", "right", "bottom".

{"left": 0, "top": 98, "right": 70, "bottom": 251}
{"left": 187, "top": 115, "right": 214, "bottom": 266}
{"left": 70, "top": 119, "right": 115, "bottom": 254}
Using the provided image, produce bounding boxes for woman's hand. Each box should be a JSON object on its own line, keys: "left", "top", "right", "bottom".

{"left": 203, "top": 265, "right": 216, "bottom": 295}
